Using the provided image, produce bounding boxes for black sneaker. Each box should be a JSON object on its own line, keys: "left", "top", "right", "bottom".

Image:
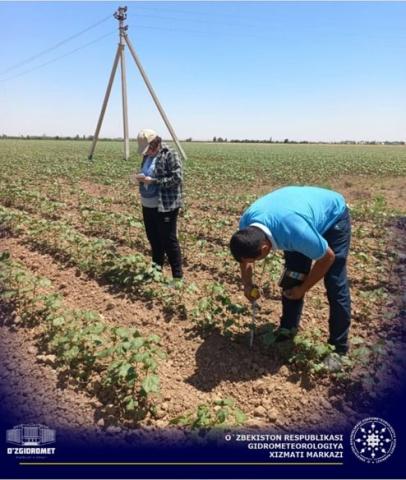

{"left": 274, "top": 327, "right": 296, "bottom": 343}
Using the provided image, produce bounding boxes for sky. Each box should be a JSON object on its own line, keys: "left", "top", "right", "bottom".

{"left": 0, "top": 1, "right": 405, "bottom": 142}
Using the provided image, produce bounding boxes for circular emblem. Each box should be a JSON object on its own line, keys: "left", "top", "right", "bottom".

{"left": 350, "top": 417, "right": 396, "bottom": 463}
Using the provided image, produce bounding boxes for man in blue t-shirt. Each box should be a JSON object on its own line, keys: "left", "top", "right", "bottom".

{"left": 229, "top": 186, "right": 351, "bottom": 357}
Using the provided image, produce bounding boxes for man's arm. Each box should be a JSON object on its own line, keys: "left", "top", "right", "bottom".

{"left": 240, "top": 261, "right": 257, "bottom": 301}
{"left": 283, "top": 247, "right": 335, "bottom": 300}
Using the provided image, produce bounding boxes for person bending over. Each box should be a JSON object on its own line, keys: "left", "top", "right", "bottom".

{"left": 230, "top": 186, "right": 351, "bottom": 357}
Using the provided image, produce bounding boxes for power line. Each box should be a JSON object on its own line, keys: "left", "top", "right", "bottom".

{"left": 127, "top": 19, "right": 268, "bottom": 42}
{"left": 129, "top": 6, "right": 406, "bottom": 38}
{"left": 127, "top": 15, "right": 405, "bottom": 45}
{"left": 127, "top": 9, "right": 263, "bottom": 30}
{"left": 1, "top": 31, "right": 115, "bottom": 83}
{"left": 132, "top": 3, "right": 260, "bottom": 26}
{"left": 0, "top": 13, "right": 112, "bottom": 76}
{"left": 0, "top": 20, "right": 262, "bottom": 84}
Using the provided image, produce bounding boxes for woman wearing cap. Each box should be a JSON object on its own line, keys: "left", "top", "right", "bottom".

{"left": 133, "top": 129, "right": 183, "bottom": 279}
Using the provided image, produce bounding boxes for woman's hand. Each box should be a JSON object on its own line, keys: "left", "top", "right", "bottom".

{"left": 131, "top": 174, "right": 156, "bottom": 184}
{"left": 142, "top": 176, "right": 156, "bottom": 185}
{"left": 130, "top": 173, "right": 145, "bottom": 184}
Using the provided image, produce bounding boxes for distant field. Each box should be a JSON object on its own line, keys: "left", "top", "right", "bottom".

{"left": 0, "top": 139, "right": 405, "bottom": 434}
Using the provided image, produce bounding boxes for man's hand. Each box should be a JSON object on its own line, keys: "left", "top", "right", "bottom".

{"left": 244, "top": 284, "right": 261, "bottom": 302}
{"left": 283, "top": 285, "right": 306, "bottom": 300}
{"left": 293, "top": 247, "right": 335, "bottom": 295}
{"left": 240, "top": 261, "right": 261, "bottom": 302}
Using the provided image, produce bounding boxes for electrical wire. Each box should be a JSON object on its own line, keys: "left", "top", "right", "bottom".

{"left": 0, "top": 20, "right": 260, "bottom": 84}
{"left": 126, "top": 16, "right": 405, "bottom": 45}
{"left": 135, "top": 4, "right": 260, "bottom": 27}
{"left": 2, "top": 8, "right": 401, "bottom": 84}
{"left": 128, "top": 6, "right": 406, "bottom": 40}
{"left": 127, "top": 10, "right": 262, "bottom": 30}
{"left": 0, "top": 31, "right": 115, "bottom": 83}
{"left": 0, "top": 13, "right": 112, "bottom": 76}
{"left": 127, "top": 20, "right": 267, "bottom": 41}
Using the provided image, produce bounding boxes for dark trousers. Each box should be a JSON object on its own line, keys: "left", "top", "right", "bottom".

{"left": 280, "top": 208, "right": 352, "bottom": 354}
{"left": 142, "top": 207, "right": 183, "bottom": 278}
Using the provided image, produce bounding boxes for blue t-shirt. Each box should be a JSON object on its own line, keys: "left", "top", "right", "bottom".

{"left": 239, "top": 186, "right": 346, "bottom": 260}
{"left": 139, "top": 155, "right": 159, "bottom": 200}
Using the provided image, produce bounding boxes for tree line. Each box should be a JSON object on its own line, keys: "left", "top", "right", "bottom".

{"left": 0, "top": 134, "right": 404, "bottom": 145}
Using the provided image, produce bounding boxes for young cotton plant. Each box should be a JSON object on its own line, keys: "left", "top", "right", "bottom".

{"left": 0, "top": 205, "right": 165, "bottom": 293}
{"left": 0, "top": 251, "right": 62, "bottom": 326}
{"left": 46, "top": 314, "right": 165, "bottom": 418}
{"left": 46, "top": 310, "right": 108, "bottom": 380}
{"left": 98, "top": 326, "right": 164, "bottom": 415}
{"left": 159, "top": 279, "right": 199, "bottom": 317}
{"left": 288, "top": 328, "right": 335, "bottom": 375}
{"left": 0, "top": 252, "right": 165, "bottom": 422}
{"left": 170, "top": 398, "right": 246, "bottom": 429}
{"left": 104, "top": 254, "right": 165, "bottom": 291}
{"left": 189, "top": 282, "right": 247, "bottom": 334}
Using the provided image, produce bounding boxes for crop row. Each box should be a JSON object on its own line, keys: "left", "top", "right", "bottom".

{"left": 0, "top": 205, "right": 248, "bottom": 334}
{"left": 2, "top": 141, "right": 405, "bottom": 213}
{"left": 0, "top": 180, "right": 146, "bottom": 245}
{"left": 0, "top": 180, "right": 238, "bottom": 262}
{"left": 0, "top": 197, "right": 393, "bottom": 339}
{"left": 0, "top": 251, "right": 163, "bottom": 421}
{"left": 0, "top": 251, "right": 249, "bottom": 428}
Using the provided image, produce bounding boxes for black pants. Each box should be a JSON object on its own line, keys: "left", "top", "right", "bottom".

{"left": 142, "top": 207, "right": 183, "bottom": 278}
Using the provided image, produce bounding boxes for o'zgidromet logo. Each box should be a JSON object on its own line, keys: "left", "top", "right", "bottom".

{"left": 6, "top": 424, "right": 56, "bottom": 456}
{"left": 350, "top": 417, "right": 396, "bottom": 463}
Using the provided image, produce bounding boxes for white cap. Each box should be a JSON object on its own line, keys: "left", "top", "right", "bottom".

{"left": 137, "top": 128, "right": 158, "bottom": 155}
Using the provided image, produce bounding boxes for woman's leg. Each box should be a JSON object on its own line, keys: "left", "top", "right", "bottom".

{"left": 142, "top": 207, "right": 165, "bottom": 267}
{"left": 157, "top": 208, "right": 183, "bottom": 278}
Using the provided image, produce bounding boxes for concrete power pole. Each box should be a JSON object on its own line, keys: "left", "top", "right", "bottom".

{"left": 88, "top": 6, "right": 186, "bottom": 162}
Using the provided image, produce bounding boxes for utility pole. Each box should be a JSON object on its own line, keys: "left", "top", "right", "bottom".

{"left": 88, "top": 6, "right": 186, "bottom": 162}
{"left": 117, "top": 7, "right": 129, "bottom": 161}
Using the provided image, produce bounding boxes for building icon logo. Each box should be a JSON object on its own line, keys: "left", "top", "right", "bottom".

{"left": 350, "top": 417, "right": 396, "bottom": 463}
{"left": 6, "top": 424, "right": 56, "bottom": 446}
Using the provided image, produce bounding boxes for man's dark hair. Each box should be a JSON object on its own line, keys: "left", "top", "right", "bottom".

{"left": 229, "top": 227, "right": 267, "bottom": 262}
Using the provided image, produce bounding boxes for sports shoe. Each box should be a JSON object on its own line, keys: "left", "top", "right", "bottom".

{"left": 274, "top": 327, "right": 296, "bottom": 343}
